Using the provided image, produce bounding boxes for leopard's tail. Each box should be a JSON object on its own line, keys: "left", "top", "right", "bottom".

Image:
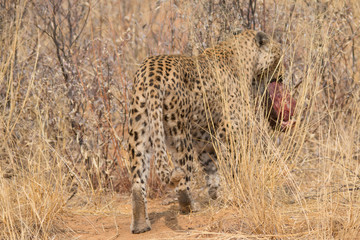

{"left": 144, "top": 72, "right": 172, "bottom": 185}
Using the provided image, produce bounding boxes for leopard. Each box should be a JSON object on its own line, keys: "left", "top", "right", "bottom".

{"left": 128, "top": 30, "right": 283, "bottom": 234}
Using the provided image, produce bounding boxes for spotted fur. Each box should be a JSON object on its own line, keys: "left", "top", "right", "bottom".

{"left": 128, "top": 30, "right": 283, "bottom": 234}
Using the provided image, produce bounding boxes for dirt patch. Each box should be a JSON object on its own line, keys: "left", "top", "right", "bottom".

{"left": 60, "top": 194, "right": 235, "bottom": 240}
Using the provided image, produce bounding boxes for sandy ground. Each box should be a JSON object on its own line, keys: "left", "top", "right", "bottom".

{"left": 60, "top": 194, "right": 236, "bottom": 240}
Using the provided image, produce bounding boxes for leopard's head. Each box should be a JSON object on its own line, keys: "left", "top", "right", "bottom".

{"left": 253, "top": 31, "right": 283, "bottom": 84}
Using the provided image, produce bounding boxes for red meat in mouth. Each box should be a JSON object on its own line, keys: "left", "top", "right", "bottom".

{"left": 266, "top": 81, "right": 297, "bottom": 131}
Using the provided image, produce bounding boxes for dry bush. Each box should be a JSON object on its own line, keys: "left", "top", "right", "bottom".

{"left": 0, "top": 0, "right": 359, "bottom": 239}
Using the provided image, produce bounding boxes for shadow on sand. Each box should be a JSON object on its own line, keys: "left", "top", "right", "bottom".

{"left": 149, "top": 205, "right": 184, "bottom": 231}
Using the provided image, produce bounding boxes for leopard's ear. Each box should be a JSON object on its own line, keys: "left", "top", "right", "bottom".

{"left": 255, "top": 31, "right": 269, "bottom": 47}
{"left": 233, "top": 28, "right": 242, "bottom": 35}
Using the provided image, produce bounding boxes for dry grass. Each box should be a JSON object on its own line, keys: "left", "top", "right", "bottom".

{"left": 0, "top": 0, "right": 359, "bottom": 239}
